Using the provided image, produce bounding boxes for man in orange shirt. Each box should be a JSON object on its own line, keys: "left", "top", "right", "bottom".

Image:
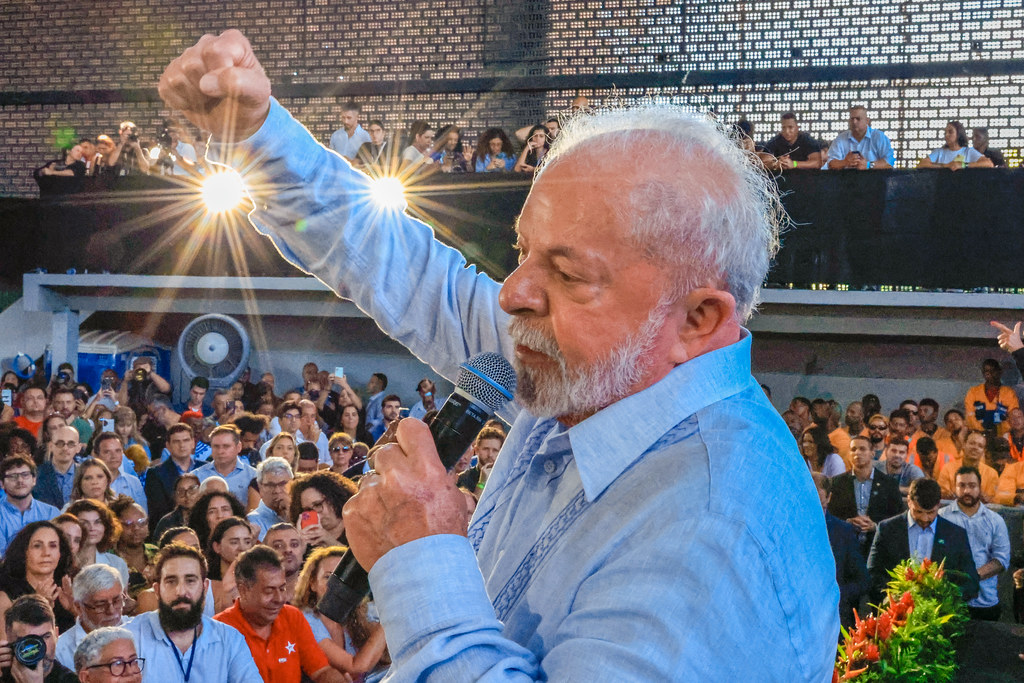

{"left": 12, "top": 385, "right": 47, "bottom": 439}
{"left": 215, "top": 546, "right": 345, "bottom": 683}
{"left": 936, "top": 431, "right": 999, "bottom": 501}
{"left": 909, "top": 398, "right": 958, "bottom": 471}
{"left": 830, "top": 401, "right": 866, "bottom": 471}
{"left": 994, "top": 455, "right": 1024, "bottom": 506}
{"left": 1004, "top": 408, "right": 1024, "bottom": 462}
{"left": 964, "top": 359, "right": 1019, "bottom": 437}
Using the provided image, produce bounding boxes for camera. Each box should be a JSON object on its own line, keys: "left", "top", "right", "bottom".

{"left": 12, "top": 633, "right": 47, "bottom": 669}
{"left": 133, "top": 368, "right": 148, "bottom": 383}
{"left": 158, "top": 126, "right": 173, "bottom": 148}
{"left": 57, "top": 370, "right": 71, "bottom": 384}
{"left": 101, "top": 376, "right": 114, "bottom": 392}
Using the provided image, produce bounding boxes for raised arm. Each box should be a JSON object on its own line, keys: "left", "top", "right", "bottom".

{"left": 160, "top": 31, "right": 515, "bottom": 391}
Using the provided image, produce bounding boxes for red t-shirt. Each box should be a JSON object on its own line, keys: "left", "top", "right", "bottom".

{"left": 13, "top": 415, "right": 42, "bottom": 439}
{"left": 215, "top": 600, "right": 328, "bottom": 682}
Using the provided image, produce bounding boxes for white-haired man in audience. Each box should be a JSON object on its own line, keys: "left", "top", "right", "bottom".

{"left": 247, "top": 457, "right": 293, "bottom": 541}
{"left": 56, "top": 565, "right": 132, "bottom": 670}
{"left": 160, "top": 31, "right": 839, "bottom": 680}
{"left": 73, "top": 626, "right": 142, "bottom": 683}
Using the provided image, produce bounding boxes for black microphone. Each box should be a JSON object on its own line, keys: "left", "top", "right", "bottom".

{"left": 317, "top": 351, "right": 517, "bottom": 624}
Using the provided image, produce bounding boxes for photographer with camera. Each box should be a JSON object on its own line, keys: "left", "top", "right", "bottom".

{"left": 0, "top": 596, "right": 77, "bottom": 683}
{"left": 102, "top": 122, "right": 150, "bottom": 177}
{"left": 151, "top": 119, "right": 197, "bottom": 176}
{"left": 116, "top": 359, "right": 170, "bottom": 421}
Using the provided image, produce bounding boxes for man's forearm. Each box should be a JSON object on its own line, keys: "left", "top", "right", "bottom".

{"left": 207, "top": 99, "right": 516, "bottom": 392}
{"left": 978, "top": 558, "right": 1003, "bottom": 581}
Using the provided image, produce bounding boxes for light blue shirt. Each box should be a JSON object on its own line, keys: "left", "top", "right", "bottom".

{"left": 247, "top": 499, "right": 286, "bottom": 541}
{"left": 125, "top": 611, "right": 260, "bottom": 683}
{"left": 0, "top": 497, "right": 60, "bottom": 554}
{"left": 55, "top": 463, "right": 76, "bottom": 504}
{"left": 827, "top": 126, "right": 895, "bottom": 167}
{"left": 939, "top": 502, "right": 1011, "bottom": 608}
{"left": 56, "top": 616, "right": 132, "bottom": 670}
{"left": 209, "top": 97, "right": 840, "bottom": 682}
{"left": 907, "top": 513, "right": 937, "bottom": 562}
{"left": 364, "top": 391, "right": 385, "bottom": 436}
{"left": 111, "top": 466, "right": 148, "bottom": 509}
{"left": 194, "top": 459, "right": 256, "bottom": 505}
{"left": 330, "top": 124, "right": 371, "bottom": 160}
{"left": 927, "top": 146, "right": 984, "bottom": 165}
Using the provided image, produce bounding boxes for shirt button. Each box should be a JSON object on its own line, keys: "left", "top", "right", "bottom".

{"left": 543, "top": 460, "right": 557, "bottom": 474}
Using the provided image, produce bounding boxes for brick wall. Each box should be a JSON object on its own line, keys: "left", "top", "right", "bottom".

{"left": 3, "top": 0, "right": 1024, "bottom": 196}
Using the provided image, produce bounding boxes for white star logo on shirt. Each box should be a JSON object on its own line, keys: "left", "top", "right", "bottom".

{"left": 285, "top": 641, "right": 296, "bottom": 654}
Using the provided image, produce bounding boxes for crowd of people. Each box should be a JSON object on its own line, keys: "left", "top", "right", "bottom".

{"left": 35, "top": 98, "right": 1014, "bottom": 186}
{"left": 779, "top": 320, "right": 1024, "bottom": 634}
{"left": 0, "top": 357, "right": 508, "bottom": 681}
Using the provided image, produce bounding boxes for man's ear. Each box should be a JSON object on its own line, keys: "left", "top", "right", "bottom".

{"left": 668, "top": 288, "right": 738, "bottom": 363}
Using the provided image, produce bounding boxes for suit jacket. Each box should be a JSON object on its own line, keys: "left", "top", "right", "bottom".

{"left": 825, "top": 512, "right": 869, "bottom": 627}
{"left": 828, "top": 470, "right": 905, "bottom": 555}
{"left": 32, "top": 461, "right": 67, "bottom": 509}
{"left": 144, "top": 457, "right": 191, "bottom": 534}
{"left": 867, "top": 513, "right": 980, "bottom": 605}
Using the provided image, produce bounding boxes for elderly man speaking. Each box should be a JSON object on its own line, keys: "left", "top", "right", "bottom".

{"left": 160, "top": 31, "right": 838, "bottom": 680}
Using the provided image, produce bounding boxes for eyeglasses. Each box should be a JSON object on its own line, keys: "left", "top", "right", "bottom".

{"left": 329, "top": 445, "right": 352, "bottom": 453}
{"left": 262, "top": 481, "right": 290, "bottom": 491}
{"left": 3, "top": 471, "right": 33, "bottom": 481}
{"left": 176, "top": 483, "right": 200, "bottom": 496}
{"left": 52, "top": 440, "right": 78, "bottom": 449}
{"left": 868, "top": 424, "right": 887, "bottom": 431}
{"left": 82, "top": 595, "right": 126, "bottom": 612}
{"left": 121, "top": 517, "right": 148, "bottom": 528}
{"left": 281, "top": 412, "right": 300, "bottom": 420}
{"left": 87, "top": 657, "right": 144, "bottom": 676}
{"left": 301, "top": 498, "right": 327, "bottom": 514}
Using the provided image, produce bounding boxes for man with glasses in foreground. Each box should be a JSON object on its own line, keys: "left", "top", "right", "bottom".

{"left": 0, "top": 456, "right": 60, "bottom": 554}
{"left": 56, "top": 566, "right": 131, "bottom": 670}
{"left": 73, "top": 626, "right": 142, "bottom": 683}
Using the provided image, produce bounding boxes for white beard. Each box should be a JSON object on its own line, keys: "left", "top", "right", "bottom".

{"left": 508, "top": 304, "right": 668, "bottom": 419}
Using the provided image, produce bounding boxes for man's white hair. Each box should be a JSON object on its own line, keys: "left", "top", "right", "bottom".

{"left": 538, "top": 104, "right": 784, "bottom": 321}
{"left": 257, "top": 456, "right": 293, "bottom": 484}
{"left": 73, "top": 626, "right": 135, "bottom": 672}
{"left": 72, "top": 563, "right": 123, "bottom": 603}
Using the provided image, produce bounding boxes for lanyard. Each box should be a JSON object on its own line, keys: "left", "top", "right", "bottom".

{"left": 167, "top": 626, "right": 199, "bottom": 681}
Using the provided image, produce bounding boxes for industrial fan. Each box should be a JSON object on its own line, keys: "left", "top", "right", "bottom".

{"left": 176, "top": 314, "right": 251, "bottom": 388}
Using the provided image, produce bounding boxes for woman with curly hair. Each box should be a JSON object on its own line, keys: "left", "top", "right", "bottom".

{"left": 800, "top": 425, "right": 846, "bottom": 477}
{"left": 471, "top": 127, "right": 515, "bottom": 172}
{"left": 294, "top": 546, "right": 388, "bottom": 680}
{"left": 0, "top": 521, "right": 76, "bottom": 637}
{"left": 288, "top": 471, "right": 358, "bottom": 548}
{"left": 187, "top": 490, "right": 246, "bottom": 549}
{"left": 66, "top": 498, "right": 129, "bottom": 587}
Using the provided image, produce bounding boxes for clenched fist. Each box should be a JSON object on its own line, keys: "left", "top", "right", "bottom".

{"left": 159, "top": 29, "right": 272, "bottom": 141}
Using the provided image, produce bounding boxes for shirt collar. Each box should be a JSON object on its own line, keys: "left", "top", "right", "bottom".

{"left": 569, "top": 330, "right": 754, "bottom": 501}
{"left": 907, "top": 511, "right": 937, "bottom": 534}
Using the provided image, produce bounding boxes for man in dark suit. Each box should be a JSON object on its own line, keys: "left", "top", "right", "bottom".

{"left": 828, "top": 435, "right": 905, "bottom": 555}
{"left": 813, "top": 473, "right": 869, "bottom": 628}
{"left": 143, "top": 423, "right": 200, "bottom": 534}
{"left": 867, "top": 478, "right": 980, "bottom": 605}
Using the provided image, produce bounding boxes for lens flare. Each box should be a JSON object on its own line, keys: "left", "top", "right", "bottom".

{"left": 369, "top": 176, "right": 407, "bottom": 211}
{"left": 201, "top": 169, "right": 247, "bottom": 214}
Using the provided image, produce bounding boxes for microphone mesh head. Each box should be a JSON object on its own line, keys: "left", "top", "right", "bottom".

{"left": 457, "top": 352, "right": 517, "bottom": 412}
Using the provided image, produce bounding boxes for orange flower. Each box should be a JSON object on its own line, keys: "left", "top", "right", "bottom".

{"left": 842, "top": 666, "right": 868, "bottom": 680}
{"left": 864, "top": 642, "right": 880, "bottom": 662}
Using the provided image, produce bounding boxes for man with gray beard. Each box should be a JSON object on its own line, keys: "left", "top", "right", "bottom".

{"left": 160, "top": 31, "right": 838, "bottom": 681}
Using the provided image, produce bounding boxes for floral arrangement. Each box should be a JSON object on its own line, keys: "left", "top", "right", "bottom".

{"left": 833, "top": 557, "right": 969, "bottom": 682}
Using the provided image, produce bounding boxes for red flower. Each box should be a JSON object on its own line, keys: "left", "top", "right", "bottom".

{"left": 904, "top": 566, "right": 916, "bottom": 580}
{"left": 900, "top": 591, "right": 914, "bottom": 607}
{"left": 921, "top": 557, "right": 932, "bottom": 571}
{"left": 876, "top": 612, "right": 893, "bottom": 640}
{"left": 832, "top": 669, "right": 840, "bottom": 683}
{"left": 864, "top": 643, "right": 880, "bottom": 662}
